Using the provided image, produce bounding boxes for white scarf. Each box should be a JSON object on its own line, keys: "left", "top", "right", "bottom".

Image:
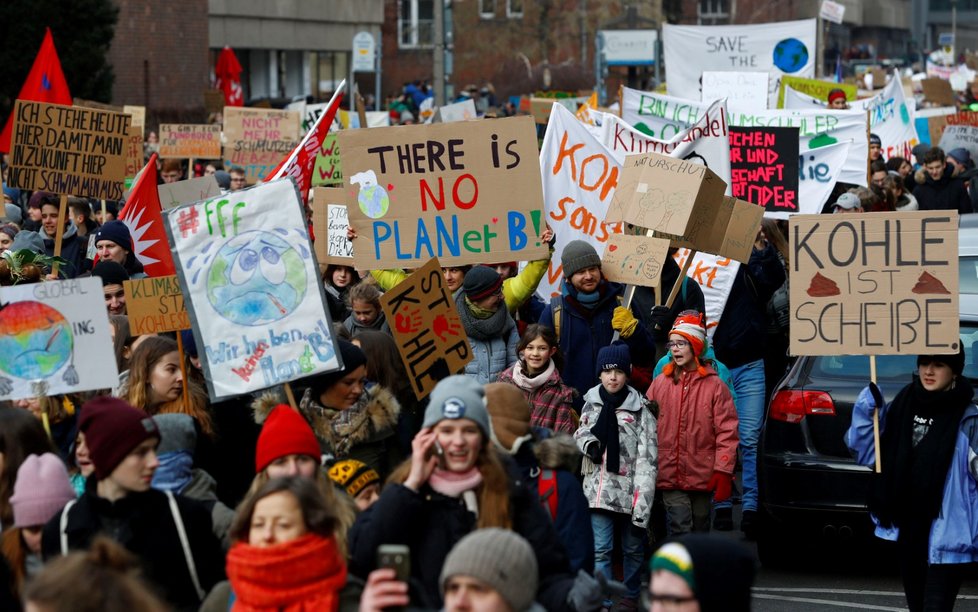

{"left": 511, "top": 359, "right": 555, "bottom": 392}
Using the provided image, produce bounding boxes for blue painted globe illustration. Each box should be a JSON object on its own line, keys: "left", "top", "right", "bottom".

{"left": 773, "top": 38, "right": 809, "bottom": 74}
{"left": 0, "top": 301, "right": 72, "bottom": 380}
{"left": 206, "top": 231, "right": 307, "bottom": 325}
{"left": 358, "top": 184, "right": 390, "bottom": 219}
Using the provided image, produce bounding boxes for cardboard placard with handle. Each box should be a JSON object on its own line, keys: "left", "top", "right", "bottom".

{"left": 124, "top": 275, "right": 190, "bottom": 335}
{"left": 600, "top": 234, "right": 672, "bottom": 288}
{"left": 922, "top": 78, "right": 957, "bottom": 107}
{"left": 312, "top": 187, "right": 353, "bottom": 267}
{"left": 159, "top": 124, "right": 222, "bottom": 159}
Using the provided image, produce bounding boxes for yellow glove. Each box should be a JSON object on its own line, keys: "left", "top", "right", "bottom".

{"left": 612, "top": 306, "right": 639, "bottom": 338}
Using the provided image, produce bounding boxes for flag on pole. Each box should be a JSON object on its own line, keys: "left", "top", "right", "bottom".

{"left": 0, "top": 27, "right": 72, "bottom": 152}
{"left": 266, "top": 82, "right": 345, "bottom": 198}
{"left": 215, "top": 47, "right": 244, "bottom": 107}
{"left": 117, "top": 154, "right": 176, "bottom": 277}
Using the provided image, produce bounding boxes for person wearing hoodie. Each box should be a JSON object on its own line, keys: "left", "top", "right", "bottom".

{"left": 343, "top": 281, "right": 391, "bottom": 335}
{"left": 457, "top": 266, "right": 519, "bottom": 384}
{"left": 913, "top": 147, "right": 972, "bottom": 214}
{"left": 93, "top": 220, "right": 146, "bottom": 279}
{"left": 38, "top": 193, "right": 88, "bottom": 278}
{"left": 647, "top": 534, "right": 755, "bottom": 612}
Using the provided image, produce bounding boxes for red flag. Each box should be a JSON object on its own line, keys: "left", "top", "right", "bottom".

{"left": 118, "top": 154, "right": 176, "bottom": 277}
{"left": 266, "top": 83, "right": 345, "bottom": 198}
{"left": 215, "top": 47, "right": 243, "bottom": 107}
{"left": 0, "top": 28, "right": 72, "bottom": 152}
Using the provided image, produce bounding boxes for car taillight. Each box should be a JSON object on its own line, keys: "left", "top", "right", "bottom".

{"left": 769, "top": 390, "right": 836, "bottom": 423}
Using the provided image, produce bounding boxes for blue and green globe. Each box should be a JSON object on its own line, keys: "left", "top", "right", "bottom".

{"left": 0, "top": 302, "right": 72, "bottom": 380}
{"left": 773, "top": 38, "right": 809, "bottom": 74}
{"left": 358, "top": 184, "right": 390, "bottom": 219}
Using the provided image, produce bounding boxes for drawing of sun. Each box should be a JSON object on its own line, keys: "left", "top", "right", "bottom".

{"left": 0, "top": 301, "right": 73, "bottom": 380}
{"left": 206, "top": 231, "right": 307, "bottom": 325}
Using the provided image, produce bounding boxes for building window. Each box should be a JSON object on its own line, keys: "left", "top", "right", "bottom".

{"left": 480, "top": 0, "right": 495, "bottom": 19}
{"left": 698, "top": 0, "right": 729, "bottom": 24}
{"left": 507, "top": 0, "right": 523, "bottom": 17}
{"left": 400, "top": 0, "right": 434, "bottom": 48}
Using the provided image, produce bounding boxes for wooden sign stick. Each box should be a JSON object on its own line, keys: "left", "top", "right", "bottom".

{"left": 284, "top": 382, "right": 299, "bottom": 411}
{"left": 664, "top": 250, "right": 696, "bottom": 309}
{"left": 188, "top": 157, "right": 194, "bottom": 180}
{"left": 51, "top": 194, "right": 69, "bottom": 278}
{"left": 356, "top": 93, "right": 368, "bottom": 130}
{"left": 870, "top": 355, "right": 881, "bottom": 473}
{"left": 176, "top": 333, "right": 191, "bottom": 412}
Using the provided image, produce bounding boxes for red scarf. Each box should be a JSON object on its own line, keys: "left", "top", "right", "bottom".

{"left": 228, "top": 533, "right": 347, "bottom": 612}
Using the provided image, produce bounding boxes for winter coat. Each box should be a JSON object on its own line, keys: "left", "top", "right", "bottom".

{"left": 649, "top": 366, "right": 739, "bottom": 491}
{"left": 42, "top": 224, "right": 88, "bottom": 279}
{"left": 653, "top": 344, "right": 739, "bottom": 408}
{"left": 464, "top": 318, "right": 519, "bottom": 384}
{"left": 575, "top": 385, "right": 658, "bottom": 528}
{"left": 498, "top": 364, "right": 579, "bottom": 434}
{"left": 913, "top": 165, "right": 972, "bottom": 214}
{"left": 199, "top": 563, "right": 364, "bottom": 612}
{"left": 632, "top": 261, "right": 706, "bottom": 346}
{"left": 348, "top": 456, "right": 576, "bottom": 611}
{"left": 846, "top": 387, "right": 978, "bottom": 564}
{"left": 180, "top": 469, "right": 235, "bottom": 550}
{"left": 41, "top": 479, "right": 225, "bottom": 612}
{"left": 711, "top": 243, "right": 785, "bottom": 369}
{"left": 259, "top": 384, "right": 402, "bottom": 479}
{"left": 343, "top": 311, "right": 391, "bottom": 335}
{"left": 539, "top": 281, "right": 655, "bottom": 406}
{"left": 208, "top": 395, "right": 262, "bottom": 508}
{"left": 324, "top": 282, "right": 351, "bottom": 323}
{"left": 895, "top": 191, "right": 919, "bottom": 212}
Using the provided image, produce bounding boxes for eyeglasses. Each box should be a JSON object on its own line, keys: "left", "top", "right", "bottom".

{"left": 666, "top": 340, "right": 689, "bottom": 349}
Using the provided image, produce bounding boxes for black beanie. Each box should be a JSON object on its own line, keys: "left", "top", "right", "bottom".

{"left": 308, "top": 339, "right": 368, "bottom": 399}
{"left": 653, "top": 534, "right": 755, "bottom": 612}
{"left": 463, "top": 265, "right": 503, "bottom": 301}
{"left": 92, "top": 261, "right": 130, "bottom": 286}
{"left": 918, "top": 345, "right": 965, "bottom": 376}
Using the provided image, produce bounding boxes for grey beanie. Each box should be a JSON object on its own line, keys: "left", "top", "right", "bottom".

{"left": 440, "top": 528, "right": 539, "bottom": 611}
{"left": 422, "top": 374, "right": 492, "bottom": 438}
{"left": 153, "top": 413, "right": 197, "bottom": 455}
{"left": 561, "top": 240, "right": 601, "bottom": 278}
{"left": 10, "top": 230, "right": 45, "bottom": 254}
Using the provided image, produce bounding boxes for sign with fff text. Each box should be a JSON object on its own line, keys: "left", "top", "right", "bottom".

{"left": 380, "top": 257, "right": 473, "bottom": 400}
{"left": 0, "top": 278, "right": 118, "bottom": 401}
{"left": 789, "top": 211, "right": 959, "bottom": 356}
{"left": 223, "top": 107, "right": 300, "bottom": 184}
{"left": 729, "top": 127, "right": 799, "bottom": 213}
{"left": 163, "top": 178, "right": 342, "bottom": 400}
{"left": 123, "top": 275, "right": 190, "bottom": 335}
{"left": 159, "top": 124, "right": 222, "bottom": 159}
{"left": 339, "top": 116, "right": 548, "bottom": 268}
{"left": 312, "top": 187, "right": 353, "bottom": 267}
{"left": 8, "top": 101, "right": 130, "bottom": 200}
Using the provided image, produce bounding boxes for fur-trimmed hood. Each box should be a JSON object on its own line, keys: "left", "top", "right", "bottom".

{"left": 533, "top": 433, "right": 581, "bottom": 473}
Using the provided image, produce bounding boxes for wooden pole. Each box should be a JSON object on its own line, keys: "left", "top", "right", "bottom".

{"left": 356, "top": 93, "right": 368, "bottom": 129}
{"left": 664, "top": 251, "right": 695, "bottom": 309}
{"left": 870, "top": 355, "right": 881, "bottom": 473}
{"left": 51, "top": 194, "right": 69, "bottom": 278}
{"left": 100, "top": 199, "right": 107, "bottom": 223}
{"left": 188, "top": 157, "right": 194, "bottom": 180}
{"left": 284, "top": 382, "right": 299, "bottom": 410}
{"left": 176, "top": 333, "right": 191, "bottom": 413}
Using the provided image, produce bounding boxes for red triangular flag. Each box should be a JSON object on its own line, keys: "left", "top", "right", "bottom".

{"left": 0, "top": 28, "right": 72, "bottom": 153}
{"left": 214, "top": 47, "right": 243, "bottom": 107}
{"left": 266, "top": 83, "right": 345, "bottom": 198}
{"left": 118, "top": 154, "right": 176, "bottom": 277}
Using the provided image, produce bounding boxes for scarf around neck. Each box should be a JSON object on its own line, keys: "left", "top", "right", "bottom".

{"left": 456, "top": 292, "right": 512, "bottom": 341}
{"left": 511, "top": 359, "right": 555, "bottom": 392}
{"left": 227, "top": 533, "right": 347, "bottom": 612}
{"left": 592, "top": 386, "right": 629, "bottom": 473}
{"left": 428, "top": 467, "right": 483, "bottom": 497}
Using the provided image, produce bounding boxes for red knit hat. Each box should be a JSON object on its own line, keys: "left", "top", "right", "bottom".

{"left": 255, "top": 405, "right": 322, "bottom": 473}
{"left": 664, "top": 310, "right": 709, "bottom": 376}
{"left": 79, "top": 397, "right": 160, "bottom": 480}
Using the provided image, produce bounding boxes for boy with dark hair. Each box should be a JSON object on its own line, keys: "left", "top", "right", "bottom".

{"left": 914, "top": 147, "right": 972, "bottom": 213}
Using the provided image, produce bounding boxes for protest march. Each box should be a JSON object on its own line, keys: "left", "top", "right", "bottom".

{"left": 2, "top": 14, "right": 978, "bottom": 612}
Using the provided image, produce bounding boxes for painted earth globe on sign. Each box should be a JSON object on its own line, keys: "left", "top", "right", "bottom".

{"left": 206, "top": 231, "right": 307, "bottom": 325}
{"left": 350, "top": 169, "right": 390, "bottom": 219}
{"left": 772, "top": 38, "right": 809, "bottom": 74}
{"left": 0, "top": 301, "right": 72, "bottom": 380}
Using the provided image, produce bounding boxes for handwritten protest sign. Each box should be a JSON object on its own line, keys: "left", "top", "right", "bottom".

{"left": 922, "top": 78, "right": 957, "bottom": 107}
{"left": 433, "top": 99, "right": 477, "bottom": 123}
{"left": 204, "top": 89, "right": 225, "bottom": 114}
{"left": 311, "top": 187, "right": 353, "bottom": 267}
{"left": 789, "top": 211, "right": 959, "bottom": 356}
{"left": 601, "top": 234, "right": 671, "bottom": 288}
{"left": 313, "top": 134, "right": 342, "bottom": 186}
{"left": 658, "top": 196, "right": 764, "bottom": 264}
{"left": 125, "top": 125, "right": 143, "bottom": 179}
{"left": 380, "top": 257, "right": 473, "bottom": 399}
{"left": 158, "top": 175, "right": 222, "bottom": 210}
{"left": 8, "top": 101, "right": 130, "bottom": 199}
{"left": 926, "top": 111, "right": 978, "bottom": 146}
{"left": 674, "top": 248, "right": 739, "bottom": 337}
{"left": 729, "top": 127, "right": 799, "bottom": 213}
{"left": 777, "top": 76, "right": 856, "bottom": 108}
{"left": 340, "top": 116, "right": 547, "bottom": 268}
{"left": 159, "top": 124, "right": 222, "bottom": 159}
{"left": 701, "top": 71, "right": 769, "bottom": 110}
{"left": 0, "top": 277, "right": 118, "bottom": 400}
{"left": 124, "top": 275, "right": 190, "bottom": 334}
{"left": 223, "top": 107, "right": 300, "bottom": 183}
{"left": 163, "top": 178, "right": 341, "bottom": 400}
{"left": 939, "top": 124, "right": 978, "bottom": 161}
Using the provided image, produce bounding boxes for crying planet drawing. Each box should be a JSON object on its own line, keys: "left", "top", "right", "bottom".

{"left": 206, "top": 231, "right": 307, "bottom": 325}
{"left": 0, "top": 301, "right": 73, "bottom": 380}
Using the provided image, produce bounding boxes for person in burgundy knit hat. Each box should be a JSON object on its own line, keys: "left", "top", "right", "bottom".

{"left": 40, "top": 397, "right": 225, "bottom": 611}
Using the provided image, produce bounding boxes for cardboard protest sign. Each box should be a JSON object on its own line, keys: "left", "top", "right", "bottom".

{"left": 163, "top": 178, "right": 342, "bottom": 400}
{"left": 159, "top": 124, "right": 222, "bottom": 159}
{"left": 433, "top": 99, "right": 477, "bottom": 123}
{"left": 311, "top": 187, "right": 353, "bottom": 266}
{"left": 379, "top": 257, "right": 473, "bottom": 400}
{"left": 939, "top": 124, "right": 978, "bottom": 161}
{"left": 701, "top": 71, "right": 768, "bottom": 110}
{"left": 203, "top": 89, "right": 225, "bottom": 114}
{"left": 925, "top": 111, "right": 978, "bottom": 147}
{"left": 777, "top": 76, "right": 857, "bottom": 108}
{"left": 223, "top": 107, "right": 301, "bottom": 183}
{"left": 658, "top": 196, "right": 764, "bottom": 264}
{"left": 125, "top": 125, "right": 143, "bottom": 179}
{"left": 922, "top": 78, "right": 957, "bottom": 107}
{"left": 789, "top": 211, "right": 959, "bottom": 356}
{"left": 73, "top": 99, "right": 124, "bottom": 113}
{"left": 123, "top": 275, "right": 190, "bottom": 334}
{"left": 8, "top": 101, "right": 131, "bottom": 199}
{"left": 123, "top": 105, "right": 146, "bottom": 132}
{"left": 0, "top": 278, "right": 118, "bottom": 400}
{"left": 339, "top": 115, "right": 547, "bottom": 268}
{"left": 158, "top": 175, "right": 222, "bottom": 210}
{"left": 729, "top": 127, "right": 799, "bottom": 213}
{"left": 313, "top": 133, "right": 342, "bottom": 186}
{"left": 600, "top": 234, "right": 672, "bottom": 288}
{"left": 663, "top": 19, "right": 817, "bottom": 105}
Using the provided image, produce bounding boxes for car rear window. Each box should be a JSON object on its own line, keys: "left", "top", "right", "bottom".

{"left": 961, "top": 256, "right": 978, "bottom": 295}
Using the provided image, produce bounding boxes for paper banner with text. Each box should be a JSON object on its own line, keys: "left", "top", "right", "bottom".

{"left": 924, "top": 111, "right": 978, "bottom": 146}
{"left": 380, "top": 257, "right": 473, "bottom": 400}
{"left": 339, "top": 115, "right": 547, "bottom": 269}
{"left": 223, "top": 107, "right": 300, "bottom": 183}
{"left": 433, "top": 99, "right": 477, "bottom": 123}
{"left": 729, "top": 127, "right": 799, "bottom": 213}
{"left": 674, "top": 248, "right": 739, "bottom": 338}
{"left": 701, "top": 71, "right": 769, "bottom": 111}
{"left": 796, "top": 138, "right": 852, "bottom": 215}
{"left": 124, "top": 275, "right": 190, "bottom": 335}
{"left": 313, "top": 133, "right": 343, "bottom": 186}
{"left": 0, "top": 277, "right": 118, "bottom": 400}
{"left": 312, "top": 187, "right": 353, "bottom": 266}
{"left": 601, "top": 234, "right": 672, "bottom": 287}
{"left": 158, "top": 175, "right": 222, "bottom": 210}
{"left": 939, "top": 124, "right": 978, "bottom": 161}
{"left": 124, "top": 125, "right": 143, "bottom": 180}
{"left": 789, "top": 211, "right": 959, "bottom": 356}
{"left": 663, "top": 19, "right": 817, "bottom": 105}
{"left": 163, "top": 178, "right": 341, "bottom": 400}
{"left": 8, "top": 100, "right": 130, "bottom": 199}
{"left": 159, "top": 124, "right": 222, "bottom": 159}
{"left": 777, "top": 76, "right": 857, "bottom": 108}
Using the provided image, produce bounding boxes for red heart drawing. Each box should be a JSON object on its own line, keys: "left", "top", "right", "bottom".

{"left": 492, "top": 217, "right": 499, "bottom": 223}
{"left": 387, "top": 184, "right": 394, "bottom": 191}
{"left": 608, "top": 244, "right": 618, "bottom": 252}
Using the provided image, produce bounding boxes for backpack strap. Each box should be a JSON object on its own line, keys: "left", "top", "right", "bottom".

{"left": 550, "top": 296, "right": 563, "bottom": 339}
{"left": 60, "top": 499, "right": 78, "bottom": 556}
{"left": 165, "top": 490, "right": 206, "bottom": 601}
{"left": 538, "top": 469, "right": 559, "bottom": 521}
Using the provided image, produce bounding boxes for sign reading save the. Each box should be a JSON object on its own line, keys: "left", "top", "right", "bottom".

{"left": 789, "top": 211, "right": 959, "bottom": 356}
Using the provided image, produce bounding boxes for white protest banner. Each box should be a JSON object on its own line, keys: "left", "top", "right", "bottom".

{"left": 663, "top": 19, "right": 817, "bottom": 105}
{"left": 163, "top": 178, "right": 341, "bottom": 400}
{"left": 701, "top": 71, "right": 769, "bottom": 111}
{"left": 820, "top": 0, "right": 846, "bottom": 24}
{"left": 433, "top": 99, "right": 477, "bottom": 123}
{"left": 620, "top": 87, "right": 710, "bottom": 140}
{"left": 796, "top": 139, "right": 851, "bottom": 216}
{"left": 858, "top": 74, "right": 918, "bottom": 161}
{"left": 939, "top": 124, "right": 978, "bottom": 160}
{"left": 158, "top": 175, "right": 222, "bottom": 210}
{"left": 674, "top": 249, "right": 739, "bottom": 338}
{"left": 782, "top": 85, "right": 827, "bottom": 109}
{"left": 0, "top": 277, "right": 118, "bottom": 400}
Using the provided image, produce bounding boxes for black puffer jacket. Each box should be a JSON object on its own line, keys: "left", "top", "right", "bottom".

{"left": 348, "top": 456, "right": 576, "bottom": 610}
{"left": 913, "top": 165, "right": 972, "bottom": 214}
